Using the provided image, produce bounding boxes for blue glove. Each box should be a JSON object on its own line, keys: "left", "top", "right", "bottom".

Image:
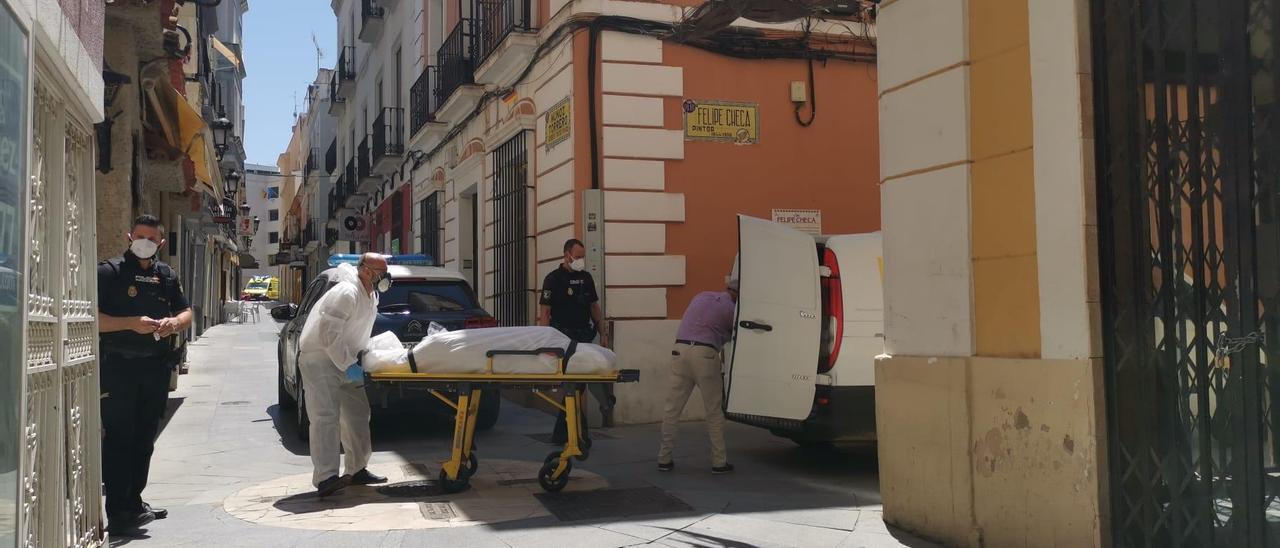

{"left": 345, "top": 364, "right": 365, "bottom": 386}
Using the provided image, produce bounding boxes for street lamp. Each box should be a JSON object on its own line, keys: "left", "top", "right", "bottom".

{"left": 211, "top": 115, "right": 233, "bottom": 160}
{"left": 223, "top": 169, "right": 242, "bottom": 197}
{"left": 252, "top": 216, "right": 261, "bottom": 234}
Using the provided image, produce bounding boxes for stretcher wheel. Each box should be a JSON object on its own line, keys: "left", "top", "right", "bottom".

{"left": 438, "top": 468, "right": 469, "bottom": 494}
{"left": 463, "top": 453, "right": 479, "bottom": 478}
{"left": 538, "top": 455, "right": 572, "bottom": 492}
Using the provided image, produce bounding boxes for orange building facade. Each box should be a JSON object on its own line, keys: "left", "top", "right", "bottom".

{"left": 391, "top": 0, "right": 879, "bottom": 423}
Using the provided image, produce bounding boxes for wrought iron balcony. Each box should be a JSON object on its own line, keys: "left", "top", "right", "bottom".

{"left": 475, "top": 0, "right": 534, "bottom": 68}
{"left": 436, "top": 20, "right": 478, "bottom": 108}
{"left": 325, "top": 139, "right": 338, "bottom": 174}
{"left": 372, "top": 107, "right": 405, "bottom": 175}
{"left": 409, "top": 65, "right": 442, "bottom": 137}
{"left": 328, "top": 185, "right": 343, "bottom": 220}
{"left": 342, "top": 158, "right": 365, "bottom": 209}
{"left": 357, "top": 136, "right": 378, "bottom": 191}
{"left": 303, "top": 147, "right": 319, "bottom": 181}
{"left": 358, "top": 0, "right": 385, "bottom": 43}
{"left": 337, "top": 46, "right": 356, "bottom": 81}
{"left": 327, "top": 70, "right": 346, "bottom": 115}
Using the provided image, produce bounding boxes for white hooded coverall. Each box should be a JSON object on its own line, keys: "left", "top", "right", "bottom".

{"left": 297, "top": 263, "right": 379, "bottom": 486}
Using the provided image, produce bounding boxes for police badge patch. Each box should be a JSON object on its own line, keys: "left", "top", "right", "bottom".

{"left": 127, "top": 285, "right": 138, "bottom": 297}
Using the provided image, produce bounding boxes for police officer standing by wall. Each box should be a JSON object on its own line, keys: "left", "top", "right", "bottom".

{"left": 539, "top": 238, "right": 613, "bottom": 441}
{"left": 96, "top": 215, "right": 192, "bottom": 536}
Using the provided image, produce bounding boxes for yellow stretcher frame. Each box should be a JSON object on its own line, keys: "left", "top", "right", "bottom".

{"left": 367, "top": 346, "right": 639, "bottom": 493}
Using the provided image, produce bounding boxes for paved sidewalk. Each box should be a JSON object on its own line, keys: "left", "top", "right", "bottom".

{"left": 124, "top": 319, "right": 934, "bottom": 548}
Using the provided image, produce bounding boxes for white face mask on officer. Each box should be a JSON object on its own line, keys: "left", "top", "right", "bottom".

{"left": 569, "top": 258, "right": 586, "bottom": 272}
{"left": 129, "top": 237, "right": 159, "bottom": 260}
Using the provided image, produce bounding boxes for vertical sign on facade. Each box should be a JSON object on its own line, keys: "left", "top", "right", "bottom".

{"left": 771, "top": 209, "right": 822, "bottom": 235}
{"left": 544, "top": 98, "right": 571, "bottom": 151}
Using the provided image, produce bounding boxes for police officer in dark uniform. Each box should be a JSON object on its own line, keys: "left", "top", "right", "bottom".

{"left": 97, "top": 215, "right": 192, "bottom": 536}
{"left": 539, "top": 238, "right": 613, "bottom": 442}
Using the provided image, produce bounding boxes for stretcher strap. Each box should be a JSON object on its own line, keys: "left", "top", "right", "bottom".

{"left": 408, "top": 352, "right": 419, "bottom": 373}
{"left": 562, "top": 340, "right": 579, "bottom": 373}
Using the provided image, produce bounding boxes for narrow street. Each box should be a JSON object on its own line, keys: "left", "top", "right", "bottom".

{"left": 126, "top": 317, "right": 931, "bottom": 548}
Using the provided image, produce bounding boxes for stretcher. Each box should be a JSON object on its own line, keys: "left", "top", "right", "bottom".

{"left": 367, "top": 346, "right": 639, "bottom": 493}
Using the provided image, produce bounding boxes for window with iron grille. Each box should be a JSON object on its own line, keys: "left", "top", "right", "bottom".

{"left": 420, "top": 191, "right": 441, "bottom": 262}
{"left": 491, "top": 131, "right": 529, "bottom": 327}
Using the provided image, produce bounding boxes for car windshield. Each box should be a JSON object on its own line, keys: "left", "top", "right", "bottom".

{"left": 247, "top": 282, "right": 268, "bottom": 290}
{"left": 378, "top": 281, "right": 478, "bottom": 313}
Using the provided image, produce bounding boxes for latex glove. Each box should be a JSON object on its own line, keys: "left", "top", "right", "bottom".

{"left": 345, "top": 364, "right": 365, "bottom": 386}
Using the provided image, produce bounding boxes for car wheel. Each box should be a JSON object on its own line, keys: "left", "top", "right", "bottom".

{"left": 296, "top": 377, "right": 310, "bottom": 442}
{"left": 476, "top": 389, "right": 501, "bottom": 431}
{"left": 278, "top": 352, "right": 296, "bottom": 411}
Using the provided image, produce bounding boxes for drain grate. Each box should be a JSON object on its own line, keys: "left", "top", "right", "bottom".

{"left": 526, "top": 431, "right": 616, "bottom": 444}
{"left": 496, "top": 477, "right": 540, "bottom": 486}
{"left": 401, "top": 462, "right": 431, "bottom": 478}
{"left": 418, "top": 502, "right": 457, "bottom": 521}
{"left": 535, "top": 487, "right": 693, "bottom": 522}
{"left": 220, "top": 400, "right": 251, "bottom": 406}
{"left": 376, "top": 479, "right": 463, "bottom": 497}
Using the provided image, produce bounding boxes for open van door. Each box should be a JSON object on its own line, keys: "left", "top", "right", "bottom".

{"left": 725, "top": 215, "right": 821, "bottom": 422}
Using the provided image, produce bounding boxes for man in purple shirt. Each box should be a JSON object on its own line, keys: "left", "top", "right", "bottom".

{"left": 657, "top": 276, "right": 739, "bottom": 474}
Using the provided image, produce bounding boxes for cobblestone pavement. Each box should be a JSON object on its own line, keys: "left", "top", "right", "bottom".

{"left": 122, "top": 318, "right": 935, "bottom": 548}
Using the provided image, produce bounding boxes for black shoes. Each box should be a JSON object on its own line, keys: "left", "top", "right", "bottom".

{"left": 107, "top": 510, "right": 156, "bottom": 536}
{"left": 316, "top": 475, "right": 349, "bottom": 497}
{"left": 657, "top": 461, "right": 675, "bottom": 472}
{"left": 350, "top": 468, "right": 387, "bottom": 485}
{"left": 712, "top": 463, "right": 736, "bottom": 475}
{"left": 142, "top": 502, "right": 168, "bottom": 520}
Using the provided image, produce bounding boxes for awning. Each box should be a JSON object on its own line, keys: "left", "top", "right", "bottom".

{"left": 145, "top": 80, "right": 220, "bottom": 195}
{"left": 210, "top": 36, "right": 243, "bottom": 72}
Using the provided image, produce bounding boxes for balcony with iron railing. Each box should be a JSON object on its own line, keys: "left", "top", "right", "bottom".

{"left": 327, "top": 70, "right": 347, "bottom": 115}
{"left": 358, "top": 0, "right": 386, "bottom": 43}
{"left": 357, "top": 135, "right": 380, "bottom": 191}
{"left": 473, "top": 0, "right": 537, "bottom": 85}
{"left": 409, "top": 65, "right": 446, "bottom": 144}
{"left": 372, "top": 107, "right": 405, "bottom": 175}
{"left": 334, "top": 46, "right": 356, "bottom": 99}
{"left": 325, "top": 139, "right": 338, "bottom": 174}
{"left": 434, "top": 19, "right": 484, "bottom": 124}
{"left": 343, "top": 158, "right": 366, "bottom": 208}
{"left": 303, "top": 147, "right": 319, "bottom": 182}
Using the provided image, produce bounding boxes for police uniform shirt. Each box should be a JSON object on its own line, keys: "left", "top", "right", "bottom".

{"left": 97, "top": 251, "right": 190, "bottom": 357}
{"left": 539, "top": 266, "right": 598, "bottom": 330}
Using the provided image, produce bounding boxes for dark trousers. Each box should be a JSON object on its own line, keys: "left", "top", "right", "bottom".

{"left": 551, "top": 326, "right": 615, "bottom": 442}
{"left": 99, "top": 354, "right": 172, "bottom": 518}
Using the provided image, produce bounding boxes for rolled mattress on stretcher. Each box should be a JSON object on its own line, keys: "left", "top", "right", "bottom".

{"left": 361, "top": 326, "right": 618, "bottom": 375}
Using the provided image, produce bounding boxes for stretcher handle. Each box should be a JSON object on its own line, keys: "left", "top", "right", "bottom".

{"left": 484, "top": 347, "right": 566, "bottom": 358}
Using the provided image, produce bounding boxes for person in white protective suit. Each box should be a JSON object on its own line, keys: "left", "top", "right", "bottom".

{"left": 297, "top": 253, "right": 392, "bottom": 496}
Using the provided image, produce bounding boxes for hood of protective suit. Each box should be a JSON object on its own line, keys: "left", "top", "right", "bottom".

{"left": 298, "top": 262, "right": 379, "bottom": 370}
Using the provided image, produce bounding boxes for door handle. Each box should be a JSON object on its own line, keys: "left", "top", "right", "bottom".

{"left": 739, "top": 320, "right": 773, "bottom": 332}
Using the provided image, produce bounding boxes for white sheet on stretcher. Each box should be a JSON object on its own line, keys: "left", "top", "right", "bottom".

{"left": 361, "top": 326, "right": 617, "bottom": 375}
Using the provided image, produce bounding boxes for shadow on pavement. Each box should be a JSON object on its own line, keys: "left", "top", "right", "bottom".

{"left": 156, "top": 396, "right": 185, "bottom": 438}
{"left": 266, "top": 404, "right": 310, "bottom": 456}
{"left": 107, "top": 531, "right": 151, "bottom": 547}
{"left": 271, "top": 491, "right": 369, "bottom": 514}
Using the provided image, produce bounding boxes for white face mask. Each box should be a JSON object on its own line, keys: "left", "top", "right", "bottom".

{"left": 569, "top": 258, "right": 586, "bottom": 272}
{"left": 376, "top": 275, "right": 392, "bottom": 293}
{"left": 130, "top": 238, "right": 159, "bottom": 260}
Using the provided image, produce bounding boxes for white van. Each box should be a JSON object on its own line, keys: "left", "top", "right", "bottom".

{"left": 724, "top": 215, "right": 884, "bottom": 446}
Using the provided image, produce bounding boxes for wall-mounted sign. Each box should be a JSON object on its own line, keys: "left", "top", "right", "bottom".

{"left": 772, "top": 208, "right": 822, "bottom": 235}
{"left": 545, "top": 98, "right": 571, "bottom": 150}
{"left": 683, "top": 99, "right": 759, "bottom": 144}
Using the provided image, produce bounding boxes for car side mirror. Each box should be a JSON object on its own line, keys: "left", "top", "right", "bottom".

{"left": 270, "top": 303, "right": 298, "bottom": 321}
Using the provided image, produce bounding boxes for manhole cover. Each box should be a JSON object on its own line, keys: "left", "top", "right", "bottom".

{"left": 535, "top": 487, "right": 693, "bottom": 522}
{"left": 220, "top": 400, "right": 251, "bottom": 406}
{"left": 418, "top": 502, "right": 457, "bottom": 521}
{"left": 376, "top": 479, "right": 461, "bottom": 497}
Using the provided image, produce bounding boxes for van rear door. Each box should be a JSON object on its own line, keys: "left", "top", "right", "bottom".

{"left": 724, "top": 215, "right": 821, "bottom": 422}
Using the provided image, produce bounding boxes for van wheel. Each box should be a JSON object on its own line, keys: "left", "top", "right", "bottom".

{"left": 296, "top": 377, "right": 310, "bottom": 442}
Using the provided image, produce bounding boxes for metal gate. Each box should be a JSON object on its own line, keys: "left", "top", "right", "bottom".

{"left": 491, "top": 131, "right": 529, "bottom": 326}
{"left": 19, "top": 72, "right": 105, "bottom": 546}
{"left": 1093, "top": 0, "right": 1280, "bottom": 545}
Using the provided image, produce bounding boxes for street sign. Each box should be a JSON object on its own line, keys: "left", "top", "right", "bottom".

{"left": 683, "top": 100, "right": 759, "bottom": 144}
{"left": 545, "top": 98, "right": 571, "bottom": 150}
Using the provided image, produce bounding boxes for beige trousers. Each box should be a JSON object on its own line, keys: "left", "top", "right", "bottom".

{"left": 299, "top": 351, "right": 373, "bottom": 487}
{"left": 657, "top": 343, "right": 727, "bottom": 467}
